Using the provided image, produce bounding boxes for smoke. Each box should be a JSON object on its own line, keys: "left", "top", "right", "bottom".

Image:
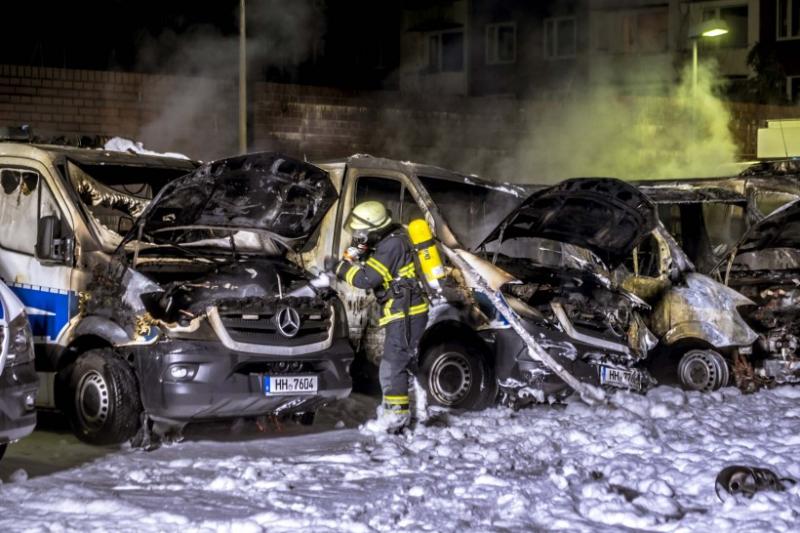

{"left": 133, "top": 1, "right": 325, "bottom": 159}
{"left": 509, "top": 62, "right": 738, "bottom": 183}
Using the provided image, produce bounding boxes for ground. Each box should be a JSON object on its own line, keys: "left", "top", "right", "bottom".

{"left": 1, "top": 386, "right": 799, "bottom": 532}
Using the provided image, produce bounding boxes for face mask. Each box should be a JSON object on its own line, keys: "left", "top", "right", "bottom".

{"left": 351, "top": 229, "right": 370, "bottom": 246}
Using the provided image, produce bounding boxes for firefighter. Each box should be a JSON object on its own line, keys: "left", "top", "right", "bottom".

{"left": 333, "top": 200, "right": 429, "bottom": 433}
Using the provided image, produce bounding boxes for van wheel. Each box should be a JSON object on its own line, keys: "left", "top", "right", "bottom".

{"left": 421, "top": 341, "right": 496, "bottom": 410}
{"left": 62, "top": 349, "right": 143, "bottom": 445}
{"left": 0, "top": 443, "right": 6, "bottom": 461}
{"left": 678, "top": 349, "right": 730, "bottom": 392}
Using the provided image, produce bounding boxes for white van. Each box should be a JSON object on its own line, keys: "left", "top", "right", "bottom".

{"left": 0, "top": 142, "right": 352, "bottom": 445}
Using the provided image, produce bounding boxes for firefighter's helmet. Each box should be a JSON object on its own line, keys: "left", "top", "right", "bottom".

{"left": 347, "top": 201, "right": 392, "bottom": 232}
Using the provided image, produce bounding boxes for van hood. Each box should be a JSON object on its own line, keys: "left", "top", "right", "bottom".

{"left": 736, "top": 199, "right": 800, "bottom": 253}
{"left": 480, "top": 178, "right": 657, "bottom": 268}
{"left": 122, "top": 153, "right": 337, "bottom": 253}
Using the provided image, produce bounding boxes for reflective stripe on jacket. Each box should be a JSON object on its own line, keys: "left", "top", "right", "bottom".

{"left": 335, "top": 230, "right": 428, "bottom": 326}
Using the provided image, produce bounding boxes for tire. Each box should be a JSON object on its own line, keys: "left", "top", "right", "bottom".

{"left": 678, "top": 349, "right": 730, "bottom": 392}
{"left": 421, "top": 340, "right": 497, "bottom": 410}
{"left": 0, "top": 443, "right": 6, "bottom": 461}
{"left": 61, "top": 349, "right": 143, "bottom": 445}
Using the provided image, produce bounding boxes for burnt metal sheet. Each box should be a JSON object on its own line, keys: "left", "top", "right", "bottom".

{"left": 128, "top": 153, "right": 337, "bottom": 252}
{"left": 481, "top": 178, "right": 657, "bottom": 268}
{"left": 47, "top": 145, "right": 198, "bottom": 171}
{"left": 739, "top": 159, "right": 800, "bottom": 177}
{"left": 736, "top": 199, "right": 800, "bottom": 253}
{"left": 639, "top": 185, "right": 747, "bottom": 205}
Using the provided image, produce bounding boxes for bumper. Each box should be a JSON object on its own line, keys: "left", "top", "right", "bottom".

{"left": 133, "top": 337, "right": 353, "bottom": 423}
{"left": 493, "top": 323, "right": 612, "bottom": 395}
{"left": 0, "top": 361, "right": 38, "bottom": 444}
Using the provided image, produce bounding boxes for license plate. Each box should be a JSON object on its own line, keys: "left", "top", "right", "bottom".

{"left": 263, "top": 375, "right": 318, "bottom": 395}
{"left": 599, "top": 366, "right": 639, "bottom": 389}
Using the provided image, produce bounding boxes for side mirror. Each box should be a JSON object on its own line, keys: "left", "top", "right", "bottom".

{"left": 36, "top": 215, "right": 73, "bottom": 265}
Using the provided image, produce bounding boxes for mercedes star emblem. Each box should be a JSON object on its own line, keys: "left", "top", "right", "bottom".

{"left": 275, "top": 306, "right": 302, "bottom": 338}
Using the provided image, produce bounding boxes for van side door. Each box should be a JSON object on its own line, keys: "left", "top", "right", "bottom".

{"left": 335, "top": 168, "right": 423, "bottom": 359}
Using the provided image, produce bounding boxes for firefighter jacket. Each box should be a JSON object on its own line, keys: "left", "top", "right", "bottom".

{"left": 335, "top": 228, "right": 428, "bottom": 326}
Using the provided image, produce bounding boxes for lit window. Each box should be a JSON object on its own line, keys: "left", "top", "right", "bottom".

{"left": 544, "top": 17, "right": 576, "bottom": 59}
{"left": 486, "top": 22, "right": 516, "bottom": 64}
{"left": 777, "top": 0, "right": 800, "bottom": 39}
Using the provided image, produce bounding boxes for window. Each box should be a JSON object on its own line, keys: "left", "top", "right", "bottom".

{"left": 778, "top": 0, "right": 800, "bottom": 39}
{"left": 486, "top": 22, "right": 516, "bottom": 64}
{"left": 354, "top": 176, "right": 421, "bottom": 225}
{"left": 789, "top": 76, "right": 800, "bottom": 103}
{"left": 626, "top": 9, "right": 668, "bottom": 53}
{"left": 0, "top": 168, "right": 62, "bottom": 255}
{"left": 417, "top": 176, "right": 522, "bottom": 250}
{"left": 425, "top": 30, "right": 464, "bottom": 73}
{"left": 544, "top": 16, "right": 576, "bottom": 59}
{"left": 656, "top": 202, "right": 746, "bottom": 270}
{"left": 702, "top": 4, "right": 749, "bottom": 48}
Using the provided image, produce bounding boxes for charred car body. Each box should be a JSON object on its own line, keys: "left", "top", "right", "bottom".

{"left": 0, "top": 142, "right": 351, "bottom": 444}
{"left": 0, "top": 280, "right": 38, "bottom": 460}
{"left": 451, "top": 178, "right": 758, "bottom": 405}
{"left": 637, "top": 181, "right": 800, "bottom": 388}
{"left": 718, "top": 200, "right": 800, "bottom": 386}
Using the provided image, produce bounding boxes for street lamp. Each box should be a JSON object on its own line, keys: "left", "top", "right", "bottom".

{"left": 688, "top": 18, "right": 729, "bottom": 97}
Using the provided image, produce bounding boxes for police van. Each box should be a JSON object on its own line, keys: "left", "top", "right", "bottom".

{"left": 0, "top": 140, "right": 353, "bottom": 445}
{"left": 0, "top": 279, "right": 37, "bottom": 460}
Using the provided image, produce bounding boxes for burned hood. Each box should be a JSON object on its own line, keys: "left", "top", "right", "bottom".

{"left": 736, "top": 199, "right": 800, "bottom": 253}
{"left": 481, "top": 178, "right": 657, "bottom": 268}
{"left": 126, "top": 153, "right": 337, "bottom": 252}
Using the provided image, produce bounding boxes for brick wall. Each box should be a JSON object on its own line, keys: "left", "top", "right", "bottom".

{"left": 0, "top": 64, "right": 523, "bottom": 176}
{"left": 1, "top": 63, "right": 799, "bottom": 180}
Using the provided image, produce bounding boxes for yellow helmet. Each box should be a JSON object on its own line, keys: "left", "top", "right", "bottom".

{"left": 347, "top": 201, "right": 392, "bottom": 232}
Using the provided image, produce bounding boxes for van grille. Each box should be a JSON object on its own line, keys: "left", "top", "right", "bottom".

{"left": 217, "top": 301, "right": 332, "bottom": 347}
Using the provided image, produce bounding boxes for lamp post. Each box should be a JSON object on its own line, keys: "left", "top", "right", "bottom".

{"left": 688, "top": 18, "right": 729, "bottom": 100}
{"left": 239, "top": 0, "right": 247, "bottom": 154}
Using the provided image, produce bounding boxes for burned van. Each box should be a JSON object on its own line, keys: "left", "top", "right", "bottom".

{"left": 637, "top": 183, "right": 800, "bottom": 389}
{"left": 0, "top": 143, "right": 351, "bottom": 444}
{"left": 446, "top": 178, "right": 759, "bottom": 405}
{"left": 714, "top": 200, "right": 800, "bottom": 387}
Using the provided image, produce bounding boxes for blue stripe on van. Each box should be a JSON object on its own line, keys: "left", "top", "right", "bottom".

{"left": 7, "top": 283, "right": 74, "bottom": 342}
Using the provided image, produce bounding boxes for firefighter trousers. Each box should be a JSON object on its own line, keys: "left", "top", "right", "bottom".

{"left": 380, "top": 313, "right": 428, "bottom": 413}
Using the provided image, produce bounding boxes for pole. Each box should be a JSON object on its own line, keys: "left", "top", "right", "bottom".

{"left": 692, "top": 39, "right": 698, "bottom": 101}
{"left": 691, "top": 38, "right": 698, "bottom": 128}
{"left": 238, "top": 0, "right": 247, "bottom": 154}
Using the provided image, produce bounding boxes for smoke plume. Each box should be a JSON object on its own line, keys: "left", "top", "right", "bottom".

{"left": 133, "top": 0, "right": 325, "bottom": 159}
{"left": 509, "top": 62, "right": 738, "bottom": 183}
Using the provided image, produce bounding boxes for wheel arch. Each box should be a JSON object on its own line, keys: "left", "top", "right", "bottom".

{"left": 419, "top": 319, "right": 492, "bottom": 363}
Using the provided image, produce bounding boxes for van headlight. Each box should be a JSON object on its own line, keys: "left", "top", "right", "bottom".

{"left": 6, "top": 313, "right": 34, "bottom": 366}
